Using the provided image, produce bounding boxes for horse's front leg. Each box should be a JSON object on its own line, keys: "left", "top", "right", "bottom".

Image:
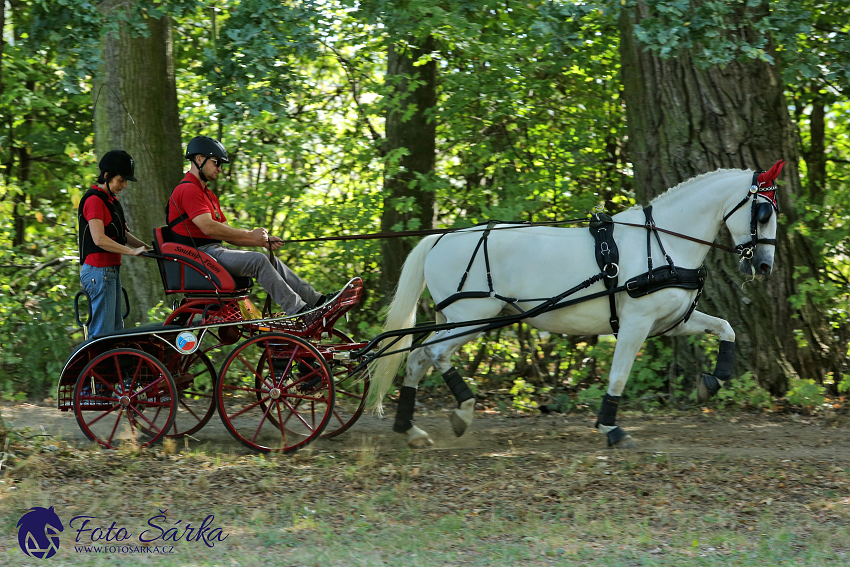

{"left": 663, "top": 310, "right": 735, "bottom": 402}
{"left": 598, "top": 320, "right": 653, "bottom": 449}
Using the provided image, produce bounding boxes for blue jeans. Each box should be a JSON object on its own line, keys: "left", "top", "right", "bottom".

{"left": 80, "top": 264, "right": 123, "bottom": 338}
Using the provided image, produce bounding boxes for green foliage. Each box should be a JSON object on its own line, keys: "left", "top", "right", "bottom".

{"left": 713, "top": 372, "right": 773, "bottom": 410}
{"left": 785, "top": 378, "right": 827, "bottom": 410}
{"left": 1, "top": 0, "right": 849, "bottom": 405}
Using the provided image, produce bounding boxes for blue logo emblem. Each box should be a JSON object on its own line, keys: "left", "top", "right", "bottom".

{"left": 17, "top": 506, "right": 64, "bottom": 559}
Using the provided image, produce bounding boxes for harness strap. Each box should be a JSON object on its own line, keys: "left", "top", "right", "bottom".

{"left": 456, "top": 221, "right": 498, "bottom": 293}
{"left": 589, "top": 213, "right": 620, "bottom": 336}
{"left": 643, "top": 207, "right": 675, "bottom": 272}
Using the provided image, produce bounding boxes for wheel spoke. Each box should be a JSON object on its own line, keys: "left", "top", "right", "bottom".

{"left": 221, "top": 383, "right": 266, "bottom": 394}
{"left": 250, "top": 398, "right": 276, "bottom": 443}
{"left": 235, "top": 352, "right": 273, "bottom": 390}
{"left": 130, "top": 404, "right": 161, "bottom": 433}
{"left": 279, "top": 397, "right": 316, "bottom": 431}
{"left": 128, "top": 357, "right": 144, "bottom": 394}
{"left": 90, "top": 369, "right": 121, "bottom": 397}
{"left": 178, "top": 398, "right": 201, "bottom": 422}
{"left": 279, "top": 392, "right": 330, "bottom": 403}
{"left": 82, "top": 403, "right": 121, "bottom": 426}
{"left": 106, "top": 411, "right": 123, "bottom": 446}
{"left": 130, "top": 375, "right": 166, "bottom": 399}
{"left": 275, "top": 401, "right": 287, "bottom": 449}
{"left": 228, "top": 396, "right": 270, "bottom": 420}
{"left": 280, "top": 363, "right": 322, "bottom": 392}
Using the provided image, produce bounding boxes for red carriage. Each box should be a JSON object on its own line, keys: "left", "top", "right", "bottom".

{"left": 58, "top": 226, "right": 369, "bottom": 453}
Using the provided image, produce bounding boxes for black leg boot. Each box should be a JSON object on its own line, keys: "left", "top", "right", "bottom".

{"left": 596, "top": 393, "right": 634, "bottom": 448}
{"left": 393, "top": 386, "right": 417, "bottom": 433}
{"left": 443, "top": 368, "right": 475, "bottom": 436}
{"left": 697, "top": 340, "right": 734, "bottom": 403}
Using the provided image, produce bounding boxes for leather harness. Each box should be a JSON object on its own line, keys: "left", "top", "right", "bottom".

{"left": 435, "top": 207, "right": 708, "bottom": 337}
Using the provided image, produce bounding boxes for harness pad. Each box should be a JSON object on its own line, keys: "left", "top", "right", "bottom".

{"left": 624, "top": 266, "right": 706, "bottom": 299}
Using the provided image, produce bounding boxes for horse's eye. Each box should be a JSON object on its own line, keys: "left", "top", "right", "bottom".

{"left": 756, "top": 202, "right": 773, "bottom": 224}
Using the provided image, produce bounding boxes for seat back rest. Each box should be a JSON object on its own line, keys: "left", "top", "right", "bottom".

{"left": 153, "top": 226, "right": 237, "bottom": 293}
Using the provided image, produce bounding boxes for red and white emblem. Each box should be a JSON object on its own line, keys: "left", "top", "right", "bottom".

{"left": 176, "top": 331, "right": 199, "bottom": 354}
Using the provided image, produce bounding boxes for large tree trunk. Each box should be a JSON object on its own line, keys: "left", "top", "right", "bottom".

{"left": 94, "top": 2, "right": 183, "bottom": 323}
{"left": 380, "top": 36, "right": 437, "bottom": 296}
{"left": 619, "top": 3, "right": 842, "bottom": 393}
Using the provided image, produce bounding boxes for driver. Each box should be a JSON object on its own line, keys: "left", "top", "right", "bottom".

{"left": 165, "top": 136, "right": 328, "bottom": 315}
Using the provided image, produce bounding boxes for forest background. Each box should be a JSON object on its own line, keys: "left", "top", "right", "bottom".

{"left": 0, "top": 0, "right": 848, "bottom": 413}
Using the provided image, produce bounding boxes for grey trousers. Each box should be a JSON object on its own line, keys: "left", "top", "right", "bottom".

{"left": 200, "top": 244, "right": 321, "bottom": 315}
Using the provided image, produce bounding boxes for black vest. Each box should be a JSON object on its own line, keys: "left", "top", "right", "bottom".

{"left": 78, "top": 188, "right": 127, "bottom": 265}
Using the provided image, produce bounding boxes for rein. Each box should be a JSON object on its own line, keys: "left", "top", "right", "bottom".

{"left": 610, "top": 221, "right": 737, "bottom": 254}
{"left": 281, "top": 216, "right": 743, "bottom": 256}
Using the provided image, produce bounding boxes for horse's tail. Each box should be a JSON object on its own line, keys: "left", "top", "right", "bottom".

{"left": 368, "top": 234, "right": 440, "bottom": 413}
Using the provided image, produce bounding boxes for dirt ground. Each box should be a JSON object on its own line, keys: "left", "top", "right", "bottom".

{"left": 2, "top": 399, "right": 849, "bottom": 566}
{"left": 3, "top": 398, "right": 849, "bottom": 461}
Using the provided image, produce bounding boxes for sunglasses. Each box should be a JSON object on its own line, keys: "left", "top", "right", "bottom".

{"left": 209, "top": 157, "right": 224, "bottom": 168}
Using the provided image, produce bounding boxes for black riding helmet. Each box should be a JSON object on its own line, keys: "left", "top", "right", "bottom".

{"left": 185, "top": 136, "right": 229, "bottom": 183}
{"left": 98, "top": 150, "right": 137, "bottom": 183}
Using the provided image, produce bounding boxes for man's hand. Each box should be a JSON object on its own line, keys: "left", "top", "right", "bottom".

{"left": 268, "top": 236, "right": 284, "bottom": 251}
{"left": 250, "top": 227, "right": 269, "bottom": 246}
{"left": 130, "top": 246, "right": 147, "bottom": 256}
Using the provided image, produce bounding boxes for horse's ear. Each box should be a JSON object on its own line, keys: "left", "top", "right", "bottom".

{"left": 757, "top": 159, "right": 785, "bottom": 187}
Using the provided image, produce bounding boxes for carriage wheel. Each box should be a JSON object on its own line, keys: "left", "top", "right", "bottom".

{"left": 320, "top": 330, "right": 370, "bottom": 439}
{"left": 216, "top": 333, "right": 334, "bottom": 453}
{"left": 73, "top": 348, "right": 176, "bottom": 449}
{"left": 162, "top": 351, "right": 217, "bottom": 438}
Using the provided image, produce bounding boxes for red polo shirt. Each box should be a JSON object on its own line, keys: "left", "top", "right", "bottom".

{"left": 168, "top": 172, "right": 227, "bottom": 239}
{"left": 83, "top": 185, "right": 124, "bottom": 267}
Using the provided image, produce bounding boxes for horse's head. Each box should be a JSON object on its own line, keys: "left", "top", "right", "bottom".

{"left": 723, "top": 160, "right": 784, "bottom": 277}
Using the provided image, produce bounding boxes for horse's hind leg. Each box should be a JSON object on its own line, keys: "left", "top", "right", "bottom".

{"left": 394, "top": 345, "right": 435, "bottom": 448}
{"left": 664, "top": 310, "right": 735, "bottom": 402}
{"left": 425, "top": 331, "right": 479, "bottom": 437}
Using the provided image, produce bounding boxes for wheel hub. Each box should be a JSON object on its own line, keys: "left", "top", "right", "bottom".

{"left": 119, "top": 395, "right": 131, "bottom": 407}
{"left": 269, "top": 388, "right": 281, "bottom": 400}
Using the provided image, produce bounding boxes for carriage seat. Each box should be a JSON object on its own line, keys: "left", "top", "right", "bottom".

{"left": 153, "top": 226, "right": 253, "bottom": 295}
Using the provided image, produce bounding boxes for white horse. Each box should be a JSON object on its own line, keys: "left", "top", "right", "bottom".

{"left": 370, "top": 163, "right": 784, "bottom": 448}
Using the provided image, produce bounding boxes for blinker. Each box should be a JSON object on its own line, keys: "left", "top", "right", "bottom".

{"left": 756, "top": 202, "right": 773, "bottom": 224}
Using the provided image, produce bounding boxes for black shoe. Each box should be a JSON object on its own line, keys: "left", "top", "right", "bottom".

{"left": 313, "top": 293, "right": 332, "bottom": 308}
{"left": 295, "top": 303, "right": 312, "bottom": 315}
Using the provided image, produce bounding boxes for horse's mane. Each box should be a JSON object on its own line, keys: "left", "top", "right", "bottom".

{"left": 628, "top": 168, "right": 750, "bottom": 210}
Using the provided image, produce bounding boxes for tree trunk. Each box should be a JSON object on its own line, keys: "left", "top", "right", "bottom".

{"left": 94, "top": 2, "right": 183, "bottom": 323}
{"left": 619, "top": 3, "right": 842, "bottom": 393}
{"left": 804, "top": 100, "right": 826, "bottom": 207}
{"left": 380, "top": 36, "right": 437, "bottom": 296}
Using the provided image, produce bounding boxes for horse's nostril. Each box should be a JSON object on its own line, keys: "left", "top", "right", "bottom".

{"left": 759, "top": 263, "right": 771, "bottom": 275}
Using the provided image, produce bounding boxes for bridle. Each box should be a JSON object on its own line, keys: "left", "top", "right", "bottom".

{"left": 721, "top": 170, "right": 779, "bottom": 259}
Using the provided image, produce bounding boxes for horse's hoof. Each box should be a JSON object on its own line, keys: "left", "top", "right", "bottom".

{"left": 450, "top": 412, "right": 469, "bottom": 437}
{"left": 697, "top": 373, "right": 721, "bottom": 403}
{"left": 404, "top": 425, "right": 433, "bottom": 448}
{"left": 450, "top": 399, "right": 475, "bottom": 437}
{"left": 408, "top": 435, "right": 434, "bottom": 449}
{"left": 611, "top": 435, "right": 637, "bottom": 450}
{"left": 606, "top": 426, "right": 636, "bottom": 449}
